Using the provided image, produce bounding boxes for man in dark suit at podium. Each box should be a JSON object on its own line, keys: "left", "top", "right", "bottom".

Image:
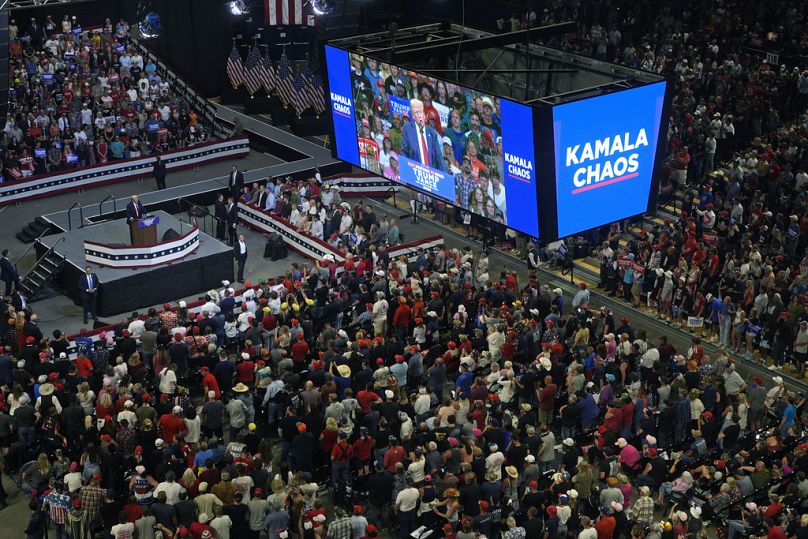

{"left": 229, "top": 165, "right": 244, "bottom": 200}
{"left": 79, "top": 266, "right": 100, "bottom": 324}
{"left": 400, "top": 98, "right": 446, "bottom": 172}
{"left": 126, "top": 195, "right": 145, "bottom": 223}
{"left": 233, "top": 233, "right": 247, "bottom": 282}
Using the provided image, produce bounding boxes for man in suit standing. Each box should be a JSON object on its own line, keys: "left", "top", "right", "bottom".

{"left": 79, "top": 266, "right": 100, "bottom": 324}
{"left": 0, "top": 249, "right": 19, "bottom": 296}
{"left": 228, "top": 165, "right": 244, "bottom": 200}
{"left": 126, "top": 195, "right": 145, "bottom": 223}
{"left": 214, "top": 194, "right": 227, "bottom": 241}
{"left": 226, "top": 196, "right": 239, "bottom": 245}
{"left": 400, "top": 99, "right": 446, "bottom": 172}
{"left": 233, "top": 234, "right": 248, "bottom": 282}
{"left": 153, "top": 155, "right": 167, "bottom": 190}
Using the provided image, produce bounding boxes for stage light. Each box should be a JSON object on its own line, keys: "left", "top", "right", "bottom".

{"left": 311, "top": 0, "right": 335, "bottom": 15}
{"left": 229, "top": 0, "right": 250, "bottom": 15}
{"left": 137, "top": 11, "right": 162, "bottom": 39}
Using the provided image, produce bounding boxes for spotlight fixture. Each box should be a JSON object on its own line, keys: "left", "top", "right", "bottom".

{"left": 311, "top": 0, "right": 335, "bottom": 16}
{"left": 137, "top": 11, "right": 162, "bottom": 39}
{"left": 229, "top": 0, "right": 250, "bottom": 16}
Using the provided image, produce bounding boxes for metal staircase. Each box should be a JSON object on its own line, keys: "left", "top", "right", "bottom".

{"left": 18, "top": 238, "right": 66, "bottom": 301}
{"left": 16, "top": 216, "right": 57, "bottom": 244}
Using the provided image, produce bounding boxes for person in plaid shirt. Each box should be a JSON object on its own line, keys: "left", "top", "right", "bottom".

{"left": 44, "top": 482, "right": 72, "bottom": 539}
{"left": 325, "top": 507, "right": 353, "bottom": 539}
{"left": 80, "top": 473, "right": 105, "bottom": 526}
{"left": 631, "top": 486, "right": 655, "bottom": 528}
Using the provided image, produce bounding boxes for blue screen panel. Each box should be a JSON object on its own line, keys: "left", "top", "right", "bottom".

{"left": 552, "top": 81, "right": 666, "bottom": 238}
{"left": 324, "top": 45, "right": 540, "bottom": 238}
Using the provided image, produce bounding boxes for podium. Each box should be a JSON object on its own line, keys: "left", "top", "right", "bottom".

{"left": 130, "top": 216, "right": 159, "bottom": 246}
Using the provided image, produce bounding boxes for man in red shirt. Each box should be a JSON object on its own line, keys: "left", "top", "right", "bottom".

{"left": 594, "top": 506, "right": 616, "bottom": 539}
{"left": 234, "top": 353, "right": 255, "bottom": 385}
{"left": 383, "top": 436, "right": 406, "bottom": 472}
{"left": 392, "top": 297, "right": 412, "bottom": 339}
{"left": 75, "top": 354, "right": 93, "bottom": 379}
{"left": 291, "top": 334, "right": 309, "bottom": 365}
{"left": 764, "top": 518, "right": 787, "bottom": 539}
{"left": 538, "top": 375, "right": 557, "bottom": 428}
{"left": 352, "top": 427, "right": 375, "bottom": 475}
{"left": 200, "top": 367, "right": 221, "bottom": 399}
{"left": 357, "top": 384, "right": 382, "bottom": 413}
{"left": 157, "top": 405, "right": 185, "bottom": 443}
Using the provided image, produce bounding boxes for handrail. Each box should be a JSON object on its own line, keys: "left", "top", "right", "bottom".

{"left": 21, "top": 236, "right": 66, "bottom": 283}
{"left": 177, "top": 197, "right": 223, "bottom": 222}
{"left": 67, "top": 202, "right": 84, "bottom": 231}
{"left": 98, "top": 194, "right": 117, "bottom": 219}
{"left": 13, "top": 228, "right": 50, "bottom": 272}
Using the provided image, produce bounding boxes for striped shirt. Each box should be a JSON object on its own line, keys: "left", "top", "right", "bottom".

{"left": 44, "top": 492, "right": 71, "bottom": 524}
{"left": 80, "top": 484, "right": 105, "bottom": 523}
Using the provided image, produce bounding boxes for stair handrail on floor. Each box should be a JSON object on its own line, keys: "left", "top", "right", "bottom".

{"left": 67, "top": 201, "right": 84, "bottom": 231}
{"left": 20, "top": 236, "right": 66, "bottom": 286}
{"left": 13, "top": 228, "right": 50, "bottom": 273}
{"left": 98, "top": 194, "right": 118, "bottom": 220}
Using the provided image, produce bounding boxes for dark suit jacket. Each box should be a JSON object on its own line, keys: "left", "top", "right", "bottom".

{"left": 0, "top": 257, "right": 18, "bottom": 282}
{"left": 153, "top": 160, "right": 167, "bottom": 179}
{"left": 126, "top": 201, "right": 145, "bottom": 222}
{"left": 226, "top": 203, "right": 239, "bottom": 226}
{"left": 233, "top": 241, "right": 248, "bottom": 259}
{"left": 400, "top": 122, "right": 446, "bottom": 172}
{"left": 257, "top": 191, "right": 268, "bottom": 209}
{"left": 78, "top": 273, "right": 100, "bottom": 296}
{"left": 229, "top": 170, "right": 244, "bottom": 192}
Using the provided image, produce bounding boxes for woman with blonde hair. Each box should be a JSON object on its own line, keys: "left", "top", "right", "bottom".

{"left": 95, "top": 391, "right": 115, "bottom": 419}
{"left": 179, "top": 467, "right": 199, "bottom": 497}
{"left": 432, "top": 488, "right": 460, "bottom": 529}
{"left": 76, "top": 381, "right": 96, "bottom": 416}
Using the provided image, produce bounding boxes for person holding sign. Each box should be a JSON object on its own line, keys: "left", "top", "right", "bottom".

{"left": 400, "top": 99, "right": 445, "bottom": 172}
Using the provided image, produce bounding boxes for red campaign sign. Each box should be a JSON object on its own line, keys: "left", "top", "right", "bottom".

{"left": 617, "top": 257, "right": 645, "bottom": 273}
{"left": 703, "top": 232, "right": 717, "bottom": 243}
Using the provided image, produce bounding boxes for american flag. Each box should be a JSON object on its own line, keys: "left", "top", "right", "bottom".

{"left": 310, "top": 73, "right": 326, "bottom": 115}
{"left": 301, "top": 62, "right": 326, "bottom": 115}
{"left": 258, "top": 51, "right": 276, "bottom": 95}
{"left": 264, "top": 0, "right": 304, "bottom": 25}
{"left": 276, "top": 51, "right": 296, "bottom": 107}
{"left": 291, "top": 70, "right": 309, "bottom": 116}
{"left": 226, "top": 44, "right": 244, "bottom": 88}
{"left": 243, "top": 46, "right": 263, "bottom": 95}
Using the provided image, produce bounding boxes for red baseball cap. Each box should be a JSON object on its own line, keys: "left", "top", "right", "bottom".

{"left": 134, "top": 446, "right": 143, "bottom": 454}
{"left": 479, "top": 500, "right": 489, "bottom": 510}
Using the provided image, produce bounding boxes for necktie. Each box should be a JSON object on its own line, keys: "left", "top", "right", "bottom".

{"left": 419, "top": 126, "right": 430, "bottom": 166}
{"left": 135, "top": 204, "right": 140, "bottom": 218}
{"left": 87, "top": 275, "right": 92, "bottom": 289}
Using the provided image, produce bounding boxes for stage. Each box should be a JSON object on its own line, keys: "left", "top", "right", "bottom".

{"left": 37, "top": 211, "right": 233, "bottom": 317}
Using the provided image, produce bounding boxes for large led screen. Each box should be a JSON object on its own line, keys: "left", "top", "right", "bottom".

{"left": 552, "top": 81, "right": 666, "bottom": 238}
{"left": 325, "top": 45, "right": 540, "bottom": 238}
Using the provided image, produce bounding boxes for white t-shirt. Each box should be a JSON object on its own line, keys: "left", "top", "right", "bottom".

{"left": 111, "top": 522, "right": 135, "bottom": 539}
{"left": 154, "top": 481, "right": 184, "bottom": 505}
{"left": 64, "top": 471, "right": 83, "bottom": 493}
{"left": 395, "top": 487, "right": 420, "bottom": 512}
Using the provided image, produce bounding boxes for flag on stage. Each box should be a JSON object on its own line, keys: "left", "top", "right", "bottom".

{"left": 243, "top": 46, "right": 263, "bottom": 95}
{"left": 291, "top": 70, "right": 309, "bottom": 116}
{"left": 226, "top": 45, "right": 244, "bottom": 88}
{"left": 265, "top": 0, "right": 303, "bottom": 25}
{"left": 258, "top": 51, "right": 276, "bottom": 94}
{"left": 276, "top": 51, "right": 296, "bottom": 106}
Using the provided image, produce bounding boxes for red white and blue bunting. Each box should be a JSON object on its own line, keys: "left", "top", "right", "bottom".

{"left": 84, "top": 227, "right": 200, "bottom": 269}
{"left": 0, "top": 137, "right": 250, "bottom": 206}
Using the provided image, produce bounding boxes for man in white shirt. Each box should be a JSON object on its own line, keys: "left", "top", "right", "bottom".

{"left": 394, "top": 478, "right": 420, "bottom": 537}
{"left": 158, "top": 365, "right": 177, "bottom": 395}
{"left": 234, "top": 234, "right": 248, "bottom": 282}
{"left": 154, "top": 471, "right": 184, "bottom": 505}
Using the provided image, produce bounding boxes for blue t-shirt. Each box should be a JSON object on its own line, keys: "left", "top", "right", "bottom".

{"left": 782, "top": 404, "right": 796, "bottom": 428}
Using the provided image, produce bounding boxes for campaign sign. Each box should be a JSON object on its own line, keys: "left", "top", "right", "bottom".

{"left": 324, "top": 46, "right": 360, "bottom": 167}
{"left": 34, "top": 148, "right": 46, "bottom": 158}
{"left": 389, "top": 95, "right": 411, "bottom": 120}
{"left": 500, "top": 99, "right": 539, "bottom": 238}
{"left": 398, "top": 155, "right": 454, "bottom": 200}
{"left": 552, "top": 81, "right": 666, "bottom": 238}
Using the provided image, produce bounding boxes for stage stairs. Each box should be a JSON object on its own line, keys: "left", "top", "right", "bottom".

{"left": 19, "top": 240, "right": 66, "bottom": 300}
{"left": 16, "top": 216, "right": 58, "bottom": 244}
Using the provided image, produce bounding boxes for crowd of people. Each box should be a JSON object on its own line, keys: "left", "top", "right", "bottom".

{"left": 0, "top": 2, "right": 807, "bottom": 539}
{"left": 513, "top": 0, "right": 808, "bottom": 381}
{"left": 0, "top": 240, "right": 806, "bottom": 539}
{"left": 2, "top": 14, "right": 212, "bottom": 182}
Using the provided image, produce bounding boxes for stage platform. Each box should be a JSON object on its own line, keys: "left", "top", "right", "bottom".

{"left": 37, "top": 211, "right": 233, "bottom": 316}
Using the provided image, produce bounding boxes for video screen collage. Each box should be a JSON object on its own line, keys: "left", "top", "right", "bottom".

{"left": 345, "top": 51, "right": 537, "bottom": 235}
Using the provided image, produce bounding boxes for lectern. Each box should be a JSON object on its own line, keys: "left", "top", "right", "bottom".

{"left": 130, "top": 216, "right": 159, "bottom": 246}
